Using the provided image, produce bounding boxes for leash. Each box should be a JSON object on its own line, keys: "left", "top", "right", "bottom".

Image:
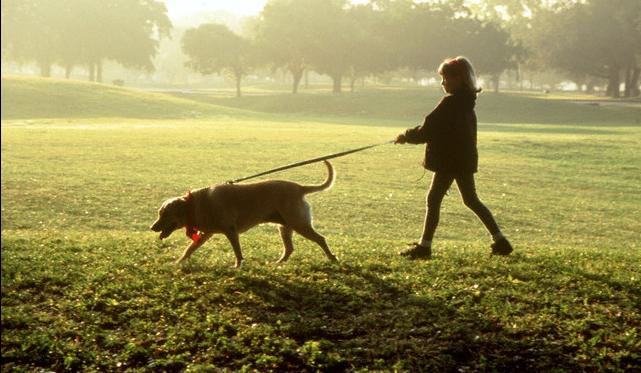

{"left": 227, "top": 140, "right": 394, "bottom": 184}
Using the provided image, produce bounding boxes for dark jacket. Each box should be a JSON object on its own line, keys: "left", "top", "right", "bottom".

{"left": 403, "top": 92, "right": 478, "bottom": 174}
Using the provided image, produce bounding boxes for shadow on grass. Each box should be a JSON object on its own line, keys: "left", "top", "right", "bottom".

{"left": 514, "top": 253, "right": 641, "bottom": 300}
{"left": 226, "top": 261, "right": 594, "bottom": 371}
{"left": 3, "top": 239, "right": 639, "bottom": 372}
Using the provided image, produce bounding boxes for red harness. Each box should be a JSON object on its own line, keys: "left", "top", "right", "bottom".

{"left": 184, "top": 191, "right": 202, "bottom": 244}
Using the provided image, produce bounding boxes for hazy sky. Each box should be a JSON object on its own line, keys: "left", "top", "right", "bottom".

{"left": 164, "top": 0, "right": 371, "bottom": 19}
{"left": 164, "top": 0, "right": 266, "bottom": 19}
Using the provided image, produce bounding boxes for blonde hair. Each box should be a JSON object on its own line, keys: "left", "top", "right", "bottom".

{"left": 438, "top": 56, "right": 482, "bottom": 94}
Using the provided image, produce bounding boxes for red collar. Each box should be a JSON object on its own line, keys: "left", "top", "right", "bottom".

{"left": 184, "top": 191, "right": 202, "bottom": 244}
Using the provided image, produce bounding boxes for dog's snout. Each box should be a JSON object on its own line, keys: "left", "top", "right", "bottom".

{"left": 150, "top": 221, "right": 161, "bottom": 232}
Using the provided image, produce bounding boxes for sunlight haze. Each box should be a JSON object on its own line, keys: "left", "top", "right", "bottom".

{"left": 164, "top": 0, "right": 373, "bottom": 19}
{"left": 164, "top": 0, "right": 268, "bottom": 18}
{"left": 2, "top": 0, "right": 641, "bottom": 371}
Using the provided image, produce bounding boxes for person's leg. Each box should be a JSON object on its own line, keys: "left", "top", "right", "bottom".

{"left": 455, "top": 173, "right": 513, "bottom": 255}
{"left": 420, "top": 172, "right": 455, "bottom": 245}
{"left": 455, "top": 173, "right": 501, "bottom": 235}
{"left": 400, "top": 172, "right": 453, "bottom": 259}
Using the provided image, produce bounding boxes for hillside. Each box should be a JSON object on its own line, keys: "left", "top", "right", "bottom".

{"left": 3, "top": 76, "right": 639, "bottom": 126}
{"left": 172, "top": 87, "right": 641, "bottom": 126}
{"left": 0, "top": 76, "right": 237, "bottom": 120}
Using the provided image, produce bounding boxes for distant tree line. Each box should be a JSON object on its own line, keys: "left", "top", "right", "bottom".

{"left": 1, "top": 0, "right": 171, "bottom": 82}
{"left": 181, "top": 0, "right": 521, "bottom": 96}
{"left": 181, "top": 0, "right": 641, "bottom": 97}
{"left": 2, "top": 0, "right": 640, "bottom": 98}
{"left": 520, "top": 0, "right": 641, "bottom": 98}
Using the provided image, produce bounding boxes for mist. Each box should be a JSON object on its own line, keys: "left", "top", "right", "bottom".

{"left": 2, "top": 0, "right": 640, "bottom": 97}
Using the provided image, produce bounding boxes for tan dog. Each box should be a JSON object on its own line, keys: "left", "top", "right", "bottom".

{"left": 150, "top": 161, "right": 338, "bottom": 267}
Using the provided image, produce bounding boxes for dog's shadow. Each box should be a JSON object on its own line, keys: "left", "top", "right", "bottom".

{"left": 174, "top": 251, "right": 641, "bottom": 370}
{"left": 230, "top": 262, "right": 471, "bottom": 353}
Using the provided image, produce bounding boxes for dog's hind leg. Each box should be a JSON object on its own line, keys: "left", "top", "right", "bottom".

{"left": 283, "top": 199, "right": 337, "bottom": 262}
{"left": 277, "top": 225, "right": 294, "bottom": 263}
{"left": 176, "top": 232, "right": 213, "bottom": 264}
{"left": 223, "top": 229, "right": 244, "bottom": 268}
{"left": 293, "top": 225, "right": 338, "bottom": 262}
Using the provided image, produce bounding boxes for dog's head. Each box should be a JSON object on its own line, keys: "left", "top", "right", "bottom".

{"left": 150, "top": 196, "right": 188, "bottom": 240}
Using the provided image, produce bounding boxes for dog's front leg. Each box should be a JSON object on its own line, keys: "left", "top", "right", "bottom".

{"left": 176, "top": 232, "right": 213, "bottom": 264}
{"left": 223, "top": 229, "right": 243, "bottom": 268}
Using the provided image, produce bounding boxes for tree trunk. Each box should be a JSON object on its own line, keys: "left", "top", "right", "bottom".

{"left": 332, "top": 74, "right": 342, "bottom": 93}
{"left": 624, "top": 66, "right": 640, "bottom": 97}
{"left": 39, "top": 61, "right": 51, "bottom": 77}
{"left": 89, "top": 62, "right": 96, "bottom": 82}
{"left": 606, "top": 67, "right": 621, "bottom": 98}
{"left": 585, "top": 81, "right": 595, "bottom": 94}
{"left": 96, "top": 59, "right": 103, "bottom": 83}
{"left": 65, "top": 64, "right": 73, "bottom": 79}
{"left": 291, "top": 67, "right": 303, "bottom": 94}
{"left": 516, "top": 64, "right": 523, "bottom": 91}
{"left": 235, "top": 72, "right": 242, "bottom": 97}
{"left": 631, "top": 68, "right": 640, "bottom": 97}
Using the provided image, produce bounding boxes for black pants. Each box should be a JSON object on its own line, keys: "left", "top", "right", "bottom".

{"left": 421, "top": 172, "right": 501, "bottom": 242}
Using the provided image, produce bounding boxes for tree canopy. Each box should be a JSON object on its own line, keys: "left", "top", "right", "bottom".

{"left": 3, "top": 0, "right": 640, "bottom": 97}
{"left": 182, "top": 23, "right": 254, "bottom": 97}
{"left": 1, "top": 0, "right": 171, "bottom": 81}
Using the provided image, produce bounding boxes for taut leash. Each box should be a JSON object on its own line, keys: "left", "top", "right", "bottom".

{"left": 227, "top": 140, "right": 394, "bottom": 184}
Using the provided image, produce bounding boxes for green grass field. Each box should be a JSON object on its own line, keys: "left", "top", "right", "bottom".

{"left": 2, "top": 76, "right": 640, "bottom": 372}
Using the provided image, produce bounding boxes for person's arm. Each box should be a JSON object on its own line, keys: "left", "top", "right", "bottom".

{"left": 396, "top": 96, "right": 451, "bottom": 144}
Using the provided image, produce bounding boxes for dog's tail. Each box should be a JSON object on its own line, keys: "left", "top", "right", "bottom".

{"left": 302, "top": 160, "right": 335, "bottom": 195}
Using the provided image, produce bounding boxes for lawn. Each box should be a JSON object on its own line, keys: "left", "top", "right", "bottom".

{"left": 2, "top": 76, "right": 640, "bottom": 371}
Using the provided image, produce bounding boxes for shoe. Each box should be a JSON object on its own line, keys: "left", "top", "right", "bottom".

{"left": 399, "top": 243, "right": 432, "bottom": 259}
{"left": 491, "top": 237, "right": 513, "bottom": 256}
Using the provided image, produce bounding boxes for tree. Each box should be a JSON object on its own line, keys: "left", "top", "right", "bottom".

{"left": 298, "top": 0, "right": 352, "bottom": 93}
{"left": 462, "top": 0, "right": 543, "bottom": 90}
{"left": 182, "top": 23, "right": 254, "bottom": 97}
{"left": 256, "top": 0, "right": 311, "bottom": 94}
{"left": 391, "top": 2, "right": 457, "bottom": 76}
{"left": 464, "top": 20, "right": 522, "bottom": 92}
{"left": 102, "top": 0, "right": 172, "bottom": 76}
{"left": 69, "top": 0, "right": 172, "bottom": 82}
{"left": 380, "top": 1, "right": 520, "bottom": 92}
{"left": 524, "top": 0, "right": 641, "bottom": 97}
{"left": 1, "top": 0, "right": 66, "bottom": 77}
{"left": 344, "top": 4, "right": 395, "bottom": 92}
{"left": 1, "top": 0, "right": 171, "bottom": 81}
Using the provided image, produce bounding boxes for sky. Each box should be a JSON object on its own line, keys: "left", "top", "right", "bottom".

{"left": 164, "top": 0, "right": 268, "bottom": 19}
{"left": 163, "top": 0, "right": 371, "bottom": 20}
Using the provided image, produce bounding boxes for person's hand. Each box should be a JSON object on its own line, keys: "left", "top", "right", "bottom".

{"left": 394, "top": 134, "right": 407, "bottom": 144}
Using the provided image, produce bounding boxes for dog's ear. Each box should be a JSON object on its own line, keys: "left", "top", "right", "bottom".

{"left": 160, "top": 196, "right": 188, "bottom": 218}
{"left": 176, "top": 194, "right": 193, "bottom": 218}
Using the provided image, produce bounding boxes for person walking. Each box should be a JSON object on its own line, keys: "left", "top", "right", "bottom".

{"left": 395, "top": 56, "right": 513, "bottom": 259}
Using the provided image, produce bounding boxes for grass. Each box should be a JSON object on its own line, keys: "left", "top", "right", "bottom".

{"left": 170, "top": 86, "right": 641, "bottom": 126}
{"left": 0, "top": 76, "right": 239, "bottom": 120}
{"left": 2, "top": 76, "right": 641, "bottom": 371}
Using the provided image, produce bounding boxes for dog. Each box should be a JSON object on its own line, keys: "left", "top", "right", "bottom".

{"left": 150, "top": 160, "right": 338, "bottom": 267}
